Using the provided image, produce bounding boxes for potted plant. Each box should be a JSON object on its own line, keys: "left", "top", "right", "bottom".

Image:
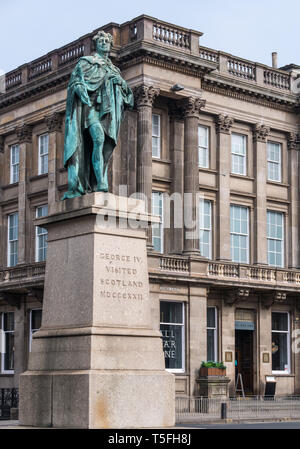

{"left": 199, "top": 361, "right": 226, "bottom": 376}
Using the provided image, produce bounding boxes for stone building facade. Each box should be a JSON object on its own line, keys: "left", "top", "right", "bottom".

{"left": 0, "top": 15, "right": 300, "bottom": 399}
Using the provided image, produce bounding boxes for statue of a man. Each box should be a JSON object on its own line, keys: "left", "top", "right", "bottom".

{"left": 62, "top": 30, "right": 134, "bottom": 199}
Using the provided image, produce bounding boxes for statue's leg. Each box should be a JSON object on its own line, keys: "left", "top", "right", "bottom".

{"left": 62, "top": 154, "right": 83, "bottom": 200}
{"left": 89, "top": 123, "right": 107, "bottom": 192}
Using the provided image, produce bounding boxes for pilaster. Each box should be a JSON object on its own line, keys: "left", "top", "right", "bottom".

{"left": 253, "top": 123, "right": 270, "bottom": 265}
{"left": 45, "top": 112, "right": 63, "bottom": 206}
{"left": 181, "top": 97, "right": 206, "bottom": 255}
{"left": 287, "top": 132, "right": 299, "bottom": 267}
{"left": 216, "top": 114, "right": 234, "bottom": 261}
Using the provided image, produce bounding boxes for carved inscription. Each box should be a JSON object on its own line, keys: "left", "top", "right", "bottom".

{"left": 98, "top": 252, "right": 144, "bottom": 300}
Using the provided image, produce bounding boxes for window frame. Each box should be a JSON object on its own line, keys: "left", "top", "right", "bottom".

{"left": 7, "top": 212, "right": 18, "bottom": 268}
{"left": 38, "top": 133, "right": 49, "bottom": 175}
{"left": 230, "top": 204, "right": 249, "bottom": 264}
{"left": 231, "top": 133, "right": 247, "bottom": 176}
{"left": 152, "top": 113, "right": 161, "bottom": 159}
{"left": 1, "top": 312, "right": 14, "bottom": 374}
{"left": 267, "top": 141, "right": 282, "bottom": 183}
{"left": 35, "top": 205, "right": 48, "bottom": 262}
{"left": 160, "top": 301, "right": 185, "bottom": 374}
{"left": 267, "top": 210, "right": 284, "bottom": 268}
{"left": 198, "top": 125, "right": 209, "bottom": 169}
{"left": 152, "top": 191, "right": 164, "bottom": 254}
{"left": 207, "top": 306, "right": 218, "bottom": 362}
{"left": 199, "top": 199, "right": 212, "bottom": 259}
{"left": 271, "top": 311, "right": 290, "bottom": 375}
{"left": 10, "top": 144, "right": 20, "bottom": 184}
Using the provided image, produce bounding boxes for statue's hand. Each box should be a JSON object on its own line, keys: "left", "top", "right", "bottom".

{"left": 75, "top": 85, "right": 91, "bottom": 107}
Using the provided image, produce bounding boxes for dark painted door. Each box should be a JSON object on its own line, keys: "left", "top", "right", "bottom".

{"left": 235, "top": 330, "right": 253, "bottom": 394}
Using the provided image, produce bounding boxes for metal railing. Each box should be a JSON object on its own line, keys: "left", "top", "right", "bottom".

{"left": 0, "top": 389, "right": 19, "bottom": 420}
{"left": 176, "top": 396, "right": 300, "bottom": 423}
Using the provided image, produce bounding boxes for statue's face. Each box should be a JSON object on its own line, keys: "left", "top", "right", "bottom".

{"left": 96, "top": 36, "right": 111, "bottom": 54}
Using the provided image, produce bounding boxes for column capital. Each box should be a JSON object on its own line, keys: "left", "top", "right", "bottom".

{"left": 253, "top": 123, "right": 270, "bottom": 142}
{"left": 133, "top": 85, "right": 160, "bottom": 108}
{"left": 215, "top": 114, "right": 234, "bottom": 134}
{"left": 16, "top": 124, "right": 33, "bottom": 144}
{"left": 180, "top": 96, "right": 206, "bottom": 118}
{"left": 0, "top": 135, "right": 4, "bottom": 153}
{"left": 287, "top": 131, "right": 298, "bottom": 150}
{"left": 45, "top": 112, "right": 64, "bottom": 133}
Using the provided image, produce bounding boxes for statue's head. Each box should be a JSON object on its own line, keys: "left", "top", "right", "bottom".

{"left": 93, "top": 30, "right": 113, "bottom": 55}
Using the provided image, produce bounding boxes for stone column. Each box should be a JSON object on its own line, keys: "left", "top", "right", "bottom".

{"left": 216, "top": 114, "right": 234, "bottom": 261}
{"left": 287, "top": 132, "right": 299, "bottom": 268}
{"left": 16, "top": 124, "right": 32, "bottom": 265}
{"left": 221, "top": 301, "right": 235, "bottom": 395}
{"left": 253, "top": 124, "right": 270, "bottom": 265}
{"left": 169, "top": 104, "right": 184, "bottom": 254}
{"left": 45, "top": 112, "right": 63, "bottom": 206}
{"left": 13, "top": 301, "right": 26, "bottom": 387}
{"left": 189, "top": 286, "right": 207, "bottom": 396}
{"left": 258, "top": 303, "right": 272, "bottom": 395}
{"left": 182, "top": 97, "right": 206, "bottom": 255}
{"left": 134, "top": 85, "right": 160, "bottom": 247}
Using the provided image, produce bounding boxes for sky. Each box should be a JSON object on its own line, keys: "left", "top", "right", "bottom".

{"left": 1, "top": 0, "right": 299, "bottom": 74}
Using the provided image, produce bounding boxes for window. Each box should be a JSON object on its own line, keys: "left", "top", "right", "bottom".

{"left": 10, "top": 145, "right": 20, "bottom": 184}
{"left": 267, "top": 211, "right": 284, "bottom": 267}
{"left": 38, "top": 134, "right": 49, "bottom": 175}
{"left": 267, "top": 142, "right": 281, "bottom": 182}
{"left": 199, "top": 199, "right": 212, "bottom": 259}
{"left": 36, "top": 205, "right": 48, "bottom": 262}
{"left": 152, "top": 191, "right": 163, "bottom": 253}
{"left": 230, "top": 205, "right": 249, "bottom": 263}
{"left": 160, "top": 302, "right": 185, "bottom": 372}
{"left": 198, "top": 126, "right": 209, "bottom": 168}
{"left": 1, "top": 312, "right": 14, "bottom": 374}
{"left": 272, "top": 312, "right": 290, "bottom": 373}
{"left": 29, "top": 309, "right": 42, "bottom": 352}
{"left": 207, "top": 307, "right": 218, "bottom": 362}
{"left": 231, "top": 134, "right": 246, "bottom": 175}
{"left": 8, "top": 213, "right": 18, "bottom": 267}
{"left": 152, "top": 114, "right": 161, "bottom": 158}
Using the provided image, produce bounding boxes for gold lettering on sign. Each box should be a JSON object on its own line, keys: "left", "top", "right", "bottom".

{"left": 97, "top": 251, "right": 144, "bottom": 300}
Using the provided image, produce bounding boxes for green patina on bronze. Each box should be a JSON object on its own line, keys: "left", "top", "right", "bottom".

{"left": 62, "top": 30, "right": 134, "bottom": 199}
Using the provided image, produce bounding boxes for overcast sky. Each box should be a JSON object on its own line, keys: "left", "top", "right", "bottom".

{"left": 1, "top": 0, "right": 299, "bottom": 74}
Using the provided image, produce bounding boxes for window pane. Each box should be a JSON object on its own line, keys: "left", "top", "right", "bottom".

{"left": 207, "top": 307, "right": 215, "bottom": 328}
{"left": 207, "top": 329, "right": 215, "bottom": 362}
{"left": 160, "top": 324, "right": 183, "bottom": 369}
{"left": 272, "top": 332, "right": 288, "bottom": 371}
{"left": 31, "top": 309, "right": 42, "bottom": 331}
{"left": 4, "top": 333, "right": 14, "bottom": 371}
{"left": 272, "top": 312, "right": 288, "bottom": 331}
{"left": 160, "top": 302, "right": 183, "bottom": 324}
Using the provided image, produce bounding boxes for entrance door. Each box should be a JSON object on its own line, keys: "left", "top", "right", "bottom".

{"left": 235, "top": 330, "right": 253, "bottom": 395}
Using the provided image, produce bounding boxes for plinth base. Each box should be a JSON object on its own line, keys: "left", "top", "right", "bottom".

{"left": 20, "top": 370, "right": 174, "bottom": 428}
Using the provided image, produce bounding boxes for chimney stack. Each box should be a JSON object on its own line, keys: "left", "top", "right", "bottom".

{"left": 272, "top": 52, "right": 278, "bottom": 69}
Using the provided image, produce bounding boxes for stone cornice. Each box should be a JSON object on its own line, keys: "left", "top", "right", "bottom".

{"left": 45, "top": 112, "right": 64, "bottom": 133}
{"left": 253, "top": 123, "right": 270, "bottom": 142}
{"left": 16, "top": 124, "right": 33, "bottom": 144}
{"left": 180, "top": 96, "right": 206, "bottom": 118}
{"left": 133, "top": 85, "right": 160, "bottom": 108}
{"left": 215, "top": 114, "right": 234, "bottom": 134}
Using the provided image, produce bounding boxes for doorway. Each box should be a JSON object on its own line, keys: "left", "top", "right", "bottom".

{"left": 235, "top": 330, "right": 254, "bottom": 395}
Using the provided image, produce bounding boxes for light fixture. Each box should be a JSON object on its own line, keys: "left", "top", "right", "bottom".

{"left": 171, "top": 84, "right": 184, "bottom": 92}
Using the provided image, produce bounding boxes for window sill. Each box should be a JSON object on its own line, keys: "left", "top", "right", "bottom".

{"left": 199, "top": 167, "right": 217, "bottom": 174}
{"left": 272, "top": 372, "right": 294, "bottom": 377}
{"left": 230, "top": 173, "right": 254, "bottom": 181}
{"left": 152, "top": 158, "right": 171, "bottom": 164}
{"left": 29, "top": 173, "right": 48, "bottom": 182}
{"left": 0, "top": 373, "right": 14, "bottom": 377}
{"left": 1, "top": 182, "right": 19, "bottom": 190}
{"left": 267, "top": 180, "right": 289, "bottom": 188}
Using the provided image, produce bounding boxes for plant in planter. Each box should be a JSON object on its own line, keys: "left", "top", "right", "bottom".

{"left": 200, "top": 361, "right": 226, "bottom": 376}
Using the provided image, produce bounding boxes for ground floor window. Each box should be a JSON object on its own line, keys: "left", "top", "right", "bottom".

{"left": 1, "top": 312, "right": 14, "bottom": 373}
{"left": 29, "top": 309, "right": 42, "bottom": 351}
{"left": 207, "top": 307, "right": 218, "bottom": 361}
{"left": 272, "top": 311, "right": 290, "bottom": 373}
{"left": 160, "top": 301, "right": 185, "bottom": 372}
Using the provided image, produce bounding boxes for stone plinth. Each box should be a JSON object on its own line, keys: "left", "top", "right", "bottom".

{"left": 19, "top": 193, "right": 175, "bottom": 428}
{"left": 196, "top": 376, "right": 231, "bottom": 400}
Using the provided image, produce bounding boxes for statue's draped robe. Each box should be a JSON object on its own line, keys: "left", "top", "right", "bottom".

{"left": 63, "top": 55, "right": 134, "bottom": 195}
